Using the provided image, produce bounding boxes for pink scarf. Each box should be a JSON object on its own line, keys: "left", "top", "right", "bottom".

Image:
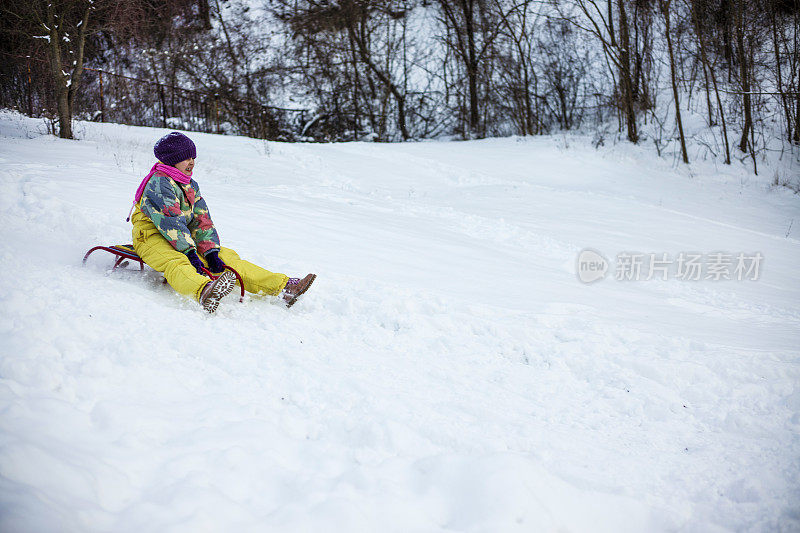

{"left": 126, "top": 162, "right": 193, "bottom": 221}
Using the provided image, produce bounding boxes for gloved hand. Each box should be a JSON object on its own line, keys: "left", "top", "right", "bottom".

{"left": 205, "top": 250, "right": 227, "bottom": 274}
{"left": 185, "top": 249, "right": 206, "bottom": 275}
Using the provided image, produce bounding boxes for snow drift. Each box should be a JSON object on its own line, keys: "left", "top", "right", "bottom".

{"left": 0, "top": 112, "right": 798, "bottom": 532}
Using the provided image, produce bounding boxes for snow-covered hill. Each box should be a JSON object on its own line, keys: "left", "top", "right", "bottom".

{"left": 1, "top": 112, "right": 798, "bottom": 532}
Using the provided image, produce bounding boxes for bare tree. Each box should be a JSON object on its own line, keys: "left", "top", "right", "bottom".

{"left": 660, "top": 0, "right": 688, "bottom": 163}
{"left": 23, "top": 0, "right": 94, "bottom": 139}
{"left": 769, "top": 1, "right": 798, "bottom": 145}
{"left": 0, "top": 0, "right": 208, "bottom": 137}
{"left": 436, "top": 0, "right": 509, "bottom": 137}
{"left": 537, "top": 19, "right": 590, "bottom": 131}
{"left": 1, "top": 0, "right": 794, "bottom": 171}
{"left": 343, "top": 1, "right": 411, "bottom": 140}
{"left": 563, "top": 0, "right": 640, "bottom": 143}
{"left": 494, "top": 0, "right": 543, "bottom": 135}
{"left": 273, "top": 0, "right": 412, "bottom": 140}
{"left": 734, "top": 0, "right": 753, "bottom": 154}
{"left": 689, "top": 0, "right": 731, "bottom": 164}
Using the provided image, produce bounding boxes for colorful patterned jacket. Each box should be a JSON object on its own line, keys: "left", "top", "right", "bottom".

{"left": 138, "top": 173, "right": 221, "bottom": 255}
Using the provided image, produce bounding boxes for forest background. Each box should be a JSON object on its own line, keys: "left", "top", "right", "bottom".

{"left": 1, "top": 0, "right": 798, "bottom": 178}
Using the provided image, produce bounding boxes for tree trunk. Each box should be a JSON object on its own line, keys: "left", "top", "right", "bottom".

{"left": 617, "top": 0, "right": 638, "bottom": 143}
{"left": 67, "top": 7, "right": 91, "bottom": 127}
{"left": 523, "top": 67, "right": 534, "bottom": 134}
{"left": 44, "top": 3, "right": 90, "bottom": 139}
{"left": 56, "top": 91, "right": 72, "bottom": 139}
{"left": 45, "top": 4, "right": 71, "bottom": 138}
{"left": 198, "top": 0, "right": 212, "bottom": 30}
{"left": 608, "top": 0, "right": 616, "bottom": 47}
{"left": 794, "top": 6, "right": 800, "bottom": 144}
{"left": 735, "top": 0, "right": 752, "bottom": 153}
{"left": 347, "top": 18, "right": 410, "bottom": 140}
{"left": 692, "top": 2, "right": 730, "bottom": 164}
{"left": 662, "top": 0, "right": 688, "bottom": 163}
{"left": 771, "top": 10, "right": 792, "bottom": 143}
{"left": 347, "top": 28, "right": 362, "bottom": 138}
{"left": 795, "top": 94, "right": 800, "bottom": 144}
{"left": 722, "top": 0, "right": 734, "bottom": 77}
{"left": 461, "top": 0, "right": 481, "bottom": 137}
{"left": 700, "top": 59, "right": 714, "bottom": 126}
{"left": 497, "top": 0, "right": 534, "bottom": 135}
{"left": 532, "top": 69, "right": 540, "bottom": 134}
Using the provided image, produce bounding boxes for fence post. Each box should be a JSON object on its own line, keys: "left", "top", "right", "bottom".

{"left": 26, "top": 57, "right": 33, "bottom": 116}
{"left": 98, "top": 70, "right": 105, "bottom": 122}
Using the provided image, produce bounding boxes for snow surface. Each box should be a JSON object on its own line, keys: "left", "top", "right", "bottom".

{"left": 0, "top": 111, "right": 799, "bottom": 532}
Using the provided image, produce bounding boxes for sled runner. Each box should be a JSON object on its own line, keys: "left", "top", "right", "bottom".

{"left": 83, "top": 244, "right": 245, "bottom": 302}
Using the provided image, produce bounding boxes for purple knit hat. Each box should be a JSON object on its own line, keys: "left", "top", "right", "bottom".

{"left": 154, "top": 132, "right": 196, "bottom": 166}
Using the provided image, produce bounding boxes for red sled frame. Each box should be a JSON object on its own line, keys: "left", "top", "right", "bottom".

{"left": 83, "top": 244, "right": 245, "bottom": 302}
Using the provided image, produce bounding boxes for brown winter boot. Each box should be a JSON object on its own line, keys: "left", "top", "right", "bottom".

{"left": 199, "top": 270, "right": 236, "bottom": 313}
{"left": 281, "top": 273, "right": 317, "bottom": 308}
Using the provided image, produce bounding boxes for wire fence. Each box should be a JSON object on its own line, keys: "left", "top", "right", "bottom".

{"left": 0, "top": 54, "right": 311, "bottom": 141}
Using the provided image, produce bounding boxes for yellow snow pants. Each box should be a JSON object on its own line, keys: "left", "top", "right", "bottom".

{"left": 131, "top": 208, "right": 289, "bottom": 301}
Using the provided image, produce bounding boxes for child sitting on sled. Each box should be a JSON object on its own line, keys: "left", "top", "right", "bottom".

{"left": 128, "top": 131, "right": 315, "bottom": 313}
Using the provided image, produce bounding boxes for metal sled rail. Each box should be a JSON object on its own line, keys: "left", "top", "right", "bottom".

{"left": 83, "top": 244, "right": 245, "bottom": 302}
